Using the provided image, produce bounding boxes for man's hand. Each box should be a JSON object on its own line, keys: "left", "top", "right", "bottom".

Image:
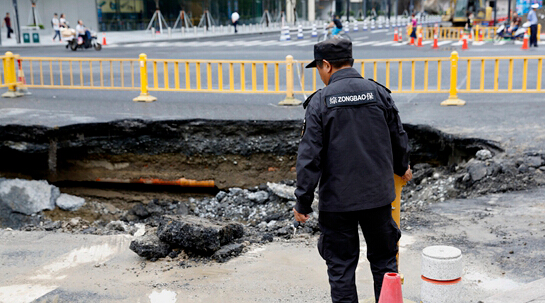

{"left": 293, "top": 208, "right": 310, "bottom": 223}
{"left": 402, "top": 165, "right": 413, "bottom": 182}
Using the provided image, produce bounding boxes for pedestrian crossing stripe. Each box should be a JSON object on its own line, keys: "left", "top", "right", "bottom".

{"left": 437, "top": 41, "right": 452, "bottom": 46}
{"left": 372, "top": 41, "right": 396, "bottom": 46}
{"left": 110, "top": 39, "right": 493, "bottom": 49}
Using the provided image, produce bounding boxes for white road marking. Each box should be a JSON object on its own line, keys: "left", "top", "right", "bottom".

{"left": 353, "top": 41, "right": 376, "bottom": 46}
{"left": 373, "top": 41, "right": 397, "bottom": 46}
{"left": 296, "top": 40, "right": 317, "bottom": 46}
{"left": 437, "top": 41, "right": 453, "bottom": 46}
{"left": 259, "top": 40, "right": 281, "bottom": 46}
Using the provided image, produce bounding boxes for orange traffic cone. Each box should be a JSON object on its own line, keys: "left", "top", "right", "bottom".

{"left": 478, "top": 30, "right": 483, "bottom": 42}
{"left": 521, "top": 31, "right": 529, "bottom": 50}
{"left": 398, "top": 30, "right": 403, "bottom": 42}
{"left": 102, "top": 32, "right": 107, "bottom": 45}
{"left": 17, "top": 59, "right": 26, "bottom": 84}
{"left": 432, "top": 33, "right": 439, "bottom": 49}
{"left": 16, "top": 59, "right": 31, "bottom": 95}
{"left": 409, "top": 36, "right": 414, "bottom": 45}
{"left": 393, "top": 28, "right": 399, "bottom": 42}
{"left": 469, "top": 30, "right": 473, "bottom": 40}
{"left": 462, "top": 34, "right": 468, "bottom": 50}
{"left": 417, "top": 32, "right": 423, "bottom": 47}
{"left": 378, "top": 273, "right": 403, "bottom": 303}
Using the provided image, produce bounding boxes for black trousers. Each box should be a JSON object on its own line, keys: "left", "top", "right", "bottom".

{"left": 318, "top": 204, "right": 401, "bottom": 303}
{"left": 7, "top": 26, "right": 13, "bottom": 38}
{"left": 530, "top": 24, "right": 538, "bottom": 47}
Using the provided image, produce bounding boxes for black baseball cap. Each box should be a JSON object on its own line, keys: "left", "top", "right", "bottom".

{"left": 306, "top": 38, "right": 353, "bottom": 68}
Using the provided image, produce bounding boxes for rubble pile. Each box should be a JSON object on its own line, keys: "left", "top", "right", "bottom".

{"left": 401, "top": 150, "right": 545, "bottom": 211}
{"left": 130, "top": 215, "right": 245, "bottom": 262}
{"left": 0, "top": 178, "right": 85, "bottom": 229}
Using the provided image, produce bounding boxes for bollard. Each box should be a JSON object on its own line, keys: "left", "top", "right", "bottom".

{"left": 311, "top": 23, "right": 318, "bottom": 37}
{"left": 278, "top": 55, "right": 302, "bottom": 106}
{"left": 441, "top": 51, "right": 465, "bottom": 106}
{"left": 151, "top": 27, "right": 156, "bottom": 38}
{"left": 297, "top": 24, "right": 304, "bottom": 39}
{"left": 538, "top": 24, "right": 542, "bottom": 42}
{"left": 133, "top": 53, "right": 157, "bottom": 102}
{"left": 167, "top": 27, "right": 172, "bottom": 38}
{"left": 1, "top": 52, "right": 23, "bottom": 98}
{"left": 421, "top": 246, "right": 463, "bottom": 303}
{"left": 279, "top": 26, "right": 291, "bottom": 41}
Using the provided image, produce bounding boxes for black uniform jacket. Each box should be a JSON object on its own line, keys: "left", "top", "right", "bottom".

{"left": 294, "top": 67, "right": 410, "bottom": 214}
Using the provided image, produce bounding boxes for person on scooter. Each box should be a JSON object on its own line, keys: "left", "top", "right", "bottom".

{"left": 76, "top": 20, "right": 91, "bottom": 47}
{"left": 327, "top": 15, "right": 343, "bottom": 37}
{"left": 508, "top": 12, "right": 521, "bottom": 34}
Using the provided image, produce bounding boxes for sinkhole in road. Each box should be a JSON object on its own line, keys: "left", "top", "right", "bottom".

{"left": 0, "top": 119, "right": 500, "bottom": 196}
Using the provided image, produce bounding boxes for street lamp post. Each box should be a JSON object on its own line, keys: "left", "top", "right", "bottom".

{"left": 12, "top": 0, "right": 21, "bottom": 44}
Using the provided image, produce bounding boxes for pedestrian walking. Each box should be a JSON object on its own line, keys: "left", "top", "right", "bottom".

{"left": 60, "top": 13, "right": 68, "bottom": 28}
{"left": 2, "top": 12, "right": 14, "bottom": 39}
{"left": 52, "top": 13, "right": 61, "bottom": 42}
{"left": 294, "top": 38, "right": 412, "bottom": 303}
{"left": 410, "top": 13, "right": 417, "bottom": 40}
{"left": 527, "top": 3, "right": 539, "bottom": 47}
{"left": 231, "top": 11, "right": 240, "bottom": 33}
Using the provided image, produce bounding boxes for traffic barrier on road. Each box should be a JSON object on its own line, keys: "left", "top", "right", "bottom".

{"left": 393, "top": 29, "right": 399, "bottom": 42}
{"left": 2, "top": 52, "right": 544, "bottom": 107}
{"left": 311, "top": 24, "right": 317, "bottom": 37}
{"left": 432, "top": 33, "right": 439, "bottom": 49}
{"left": 297, "top": 25, "right": 304, "bottom": 39}
{"left": 462, "top": 35, "right": 468, "bottom": 50}
{"left": 423, "top": 26, "right": 498, "bottom": 40}
{"left": 522, "top": 31, "right": 529, "bottom": 50}
{"left": 279, "top": 26, "right": 291, "bottom": 41}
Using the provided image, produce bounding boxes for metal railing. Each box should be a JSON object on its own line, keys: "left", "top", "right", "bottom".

{"left": 22, "top": 57, "right": 139, "bottom": 90}
{"left": 2, "top": 51, "right": 544, "bottom": 106}
{"left": 420, "top": 26, "right": 499, "bottom": 40}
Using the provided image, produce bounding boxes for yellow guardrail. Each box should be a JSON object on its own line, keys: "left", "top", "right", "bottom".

{"left": 421, "top": 26, "right": 498, "bottom": 40}
{"left": 2, "top": 51, "right": 545, "bottom": 106}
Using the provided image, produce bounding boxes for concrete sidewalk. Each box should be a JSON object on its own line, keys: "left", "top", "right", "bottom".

{"left": 482, "top": 278, "right": 545, "bottom": 302}
{"left": 0, "top": 24, "right": 307, "bottom": 48}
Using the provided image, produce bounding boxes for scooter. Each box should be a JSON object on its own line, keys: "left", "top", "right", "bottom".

{"left": 495, "top": 21, "right": 530, "bottom": 43}
{"left": 62, "top": 27, "right": 102, "bottom": 51}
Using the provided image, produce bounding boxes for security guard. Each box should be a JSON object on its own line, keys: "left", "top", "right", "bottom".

{"left": 293, "top": 39, "right": 412, "bottom": 303}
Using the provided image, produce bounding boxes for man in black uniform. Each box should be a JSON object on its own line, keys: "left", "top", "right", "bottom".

{"left": 293, "top": 39, "right": 412, "bottom": 303}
